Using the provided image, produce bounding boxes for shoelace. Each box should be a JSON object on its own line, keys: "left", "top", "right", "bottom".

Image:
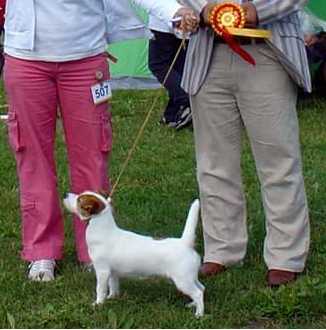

{"left": 29, "top": 259, "right": 56, "bottom": 273}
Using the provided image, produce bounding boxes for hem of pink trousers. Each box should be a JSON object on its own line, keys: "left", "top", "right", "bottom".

{"left": 21, "top": 247, "right": 64, "bottom": 262}
{"left": 76, "top": 250, "right": 91, "bottom": 264}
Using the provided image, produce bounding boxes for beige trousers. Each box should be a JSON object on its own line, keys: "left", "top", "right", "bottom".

{"left": 191, "top": 43, "right": 310, "bottom": 272}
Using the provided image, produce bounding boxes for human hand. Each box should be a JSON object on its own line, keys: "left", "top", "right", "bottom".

{"left": 304, "top": 34, "right": 318, "bottom": 47}
{"left": 173, "top": 7, "right": 200, "bottom": 34}
{"left": 242, "top": 2, "right": 258, "bottom": 28}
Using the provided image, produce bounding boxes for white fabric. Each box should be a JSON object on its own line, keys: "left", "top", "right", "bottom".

{"left": 149, "top": 16, "right": 172, "bottom": 33}
{"left": 148, "top": 0, "right": 243, "bottom": 34}
{"left": 105, "top": 0, "right": 150, "bottom": 44}
{"left": 148, "top": 0, "right": 186, "bottom": 33}
{"left": 106, "top": 0, "right": 182, "bottom": 41}
{"left": 4, "top": 0, "right": 181, "bottom": 62}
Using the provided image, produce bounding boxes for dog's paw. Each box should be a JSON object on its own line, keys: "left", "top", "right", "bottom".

{"left": 195, "top": 310, "right": 204, "bottom": 318}
{"left": 92, "top": 301, "right": 104, "bottom": 307}
{"left": 186, "top": 301, "right": 204, "bottom": 318}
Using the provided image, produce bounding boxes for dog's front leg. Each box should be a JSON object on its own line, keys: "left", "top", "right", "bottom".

{"left": 94, "top": 270, "right": 110, "bottom": 305}
{"left": 107, "top": 273, "right": 120, "bottom": 299}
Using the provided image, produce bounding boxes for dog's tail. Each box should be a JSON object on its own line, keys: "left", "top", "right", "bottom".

{"left": 181, "top": 199, "right": 200, "bottom": 247}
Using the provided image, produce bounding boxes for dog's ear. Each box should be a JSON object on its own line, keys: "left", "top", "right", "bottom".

{"left": 78, "top": 195, "right": 106, "bottom": 217}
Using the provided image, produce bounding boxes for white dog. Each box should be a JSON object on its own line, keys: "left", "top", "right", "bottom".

{"left": 64, "top": 191, "right": 204, "bottom": 317}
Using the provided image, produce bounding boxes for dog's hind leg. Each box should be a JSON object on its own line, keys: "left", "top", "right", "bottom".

{"left": 94, "top": 270, "right": 110, "bottom": 305}
{"left": 107, "top": 273, "right": 120, "bottom": 299}
{"left": 186, "top": 280, "right": 204, "bottom": 308}
{"left": 172, "top": 277, "right": 204, "bottom": 318}
{"left": 195, "top": 279, "right": 205, "bottom": 292}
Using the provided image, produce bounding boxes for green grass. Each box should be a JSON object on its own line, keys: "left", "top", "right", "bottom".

{"left": 0, "top": 88, "right": 325, "bottom": 328}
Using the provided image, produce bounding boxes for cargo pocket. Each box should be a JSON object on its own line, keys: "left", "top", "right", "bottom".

{"left": 7, "top": 112, "right": 24, "bottom": 152}
{"left": 101, "top": 111, "right": 112, "bottom": 152}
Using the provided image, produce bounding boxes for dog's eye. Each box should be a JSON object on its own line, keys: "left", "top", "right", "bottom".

{"left": 82, "top": 201, "right": 104, "bottom": 215}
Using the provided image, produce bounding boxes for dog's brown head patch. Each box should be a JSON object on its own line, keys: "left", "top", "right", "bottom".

{"left": 77, "top": 194, "right": 106, "bottom": 219}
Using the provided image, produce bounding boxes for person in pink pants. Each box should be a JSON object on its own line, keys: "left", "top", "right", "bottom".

{"left": 5, "top": 53, "right": 112, "bottom": 268}
{"left": 3, "top": 0, "right": 199, "bottom": 281}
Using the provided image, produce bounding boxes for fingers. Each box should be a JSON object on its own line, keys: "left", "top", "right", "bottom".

{"left": 174, "top": 8, "right": 200, "bottom": 34}
{"left": 180, "top": 12, "right": 199, "bottom": 33}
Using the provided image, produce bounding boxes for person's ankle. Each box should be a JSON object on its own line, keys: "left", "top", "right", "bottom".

{"left": 79, "top": 261, "right": 93, "bottom": 272}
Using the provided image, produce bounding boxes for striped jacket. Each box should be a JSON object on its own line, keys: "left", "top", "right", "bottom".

{"left": 181, "top": 0, "right": 312, "bottom": 94}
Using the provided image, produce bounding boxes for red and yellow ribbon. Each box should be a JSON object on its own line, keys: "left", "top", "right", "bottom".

{"left": 209, "top": 2, "right": 271, "bottom": 65}
{"left": 210, "top": 2, "right": 246, "bottom": 33}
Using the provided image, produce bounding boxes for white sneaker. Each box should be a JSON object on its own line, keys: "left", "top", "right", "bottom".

{"left": 28, "top": 259, "right": 56, "bottom": 282}
{"left": 175, "top": 106, "right": 192, "bottom": 130}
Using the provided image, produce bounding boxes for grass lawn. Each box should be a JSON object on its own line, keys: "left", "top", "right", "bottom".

{"left": 0, "top": 87, "right": 325, "bottom": 328}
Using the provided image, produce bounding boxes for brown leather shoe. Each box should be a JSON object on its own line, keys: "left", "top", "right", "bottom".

{"left": 199, "top": 262, "right": 226, "bottom": 278}
{"left": 267, "top": 269, "right": 299, "bottom": 287}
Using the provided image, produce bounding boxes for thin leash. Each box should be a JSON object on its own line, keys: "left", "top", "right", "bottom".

{"left": 109, "top": 38, "right": 187, "bottom": 198}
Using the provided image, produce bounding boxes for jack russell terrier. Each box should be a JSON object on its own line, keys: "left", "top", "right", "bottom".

{"left": 63, "top": 191, "right": 204, "bottom": 317}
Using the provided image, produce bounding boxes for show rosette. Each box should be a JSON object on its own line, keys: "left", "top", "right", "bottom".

{"left": 209, "top": 2, "right": 246, "bottom": 35}
{"left": 208, "top": 2, "right": 272, "bottom": 65}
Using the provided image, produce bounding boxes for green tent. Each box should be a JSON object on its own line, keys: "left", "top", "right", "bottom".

{"left": 108, "top": 38, "right": 158, "bottom": 89}
{"left": 109, "top": 39, "right": 150, "bottom": 79}
{"left": 307, "top": 0, "right": 326, "bottom": 21}
{"left": 304, "top": 0, "right": 326, "bottom": 33}
{"left": 107, "top": 4, "right": 158, "bottom": 89}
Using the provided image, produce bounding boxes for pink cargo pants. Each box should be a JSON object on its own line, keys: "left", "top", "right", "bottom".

{"left": 4, "top": 53, "right": 112, "bottom": 263}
